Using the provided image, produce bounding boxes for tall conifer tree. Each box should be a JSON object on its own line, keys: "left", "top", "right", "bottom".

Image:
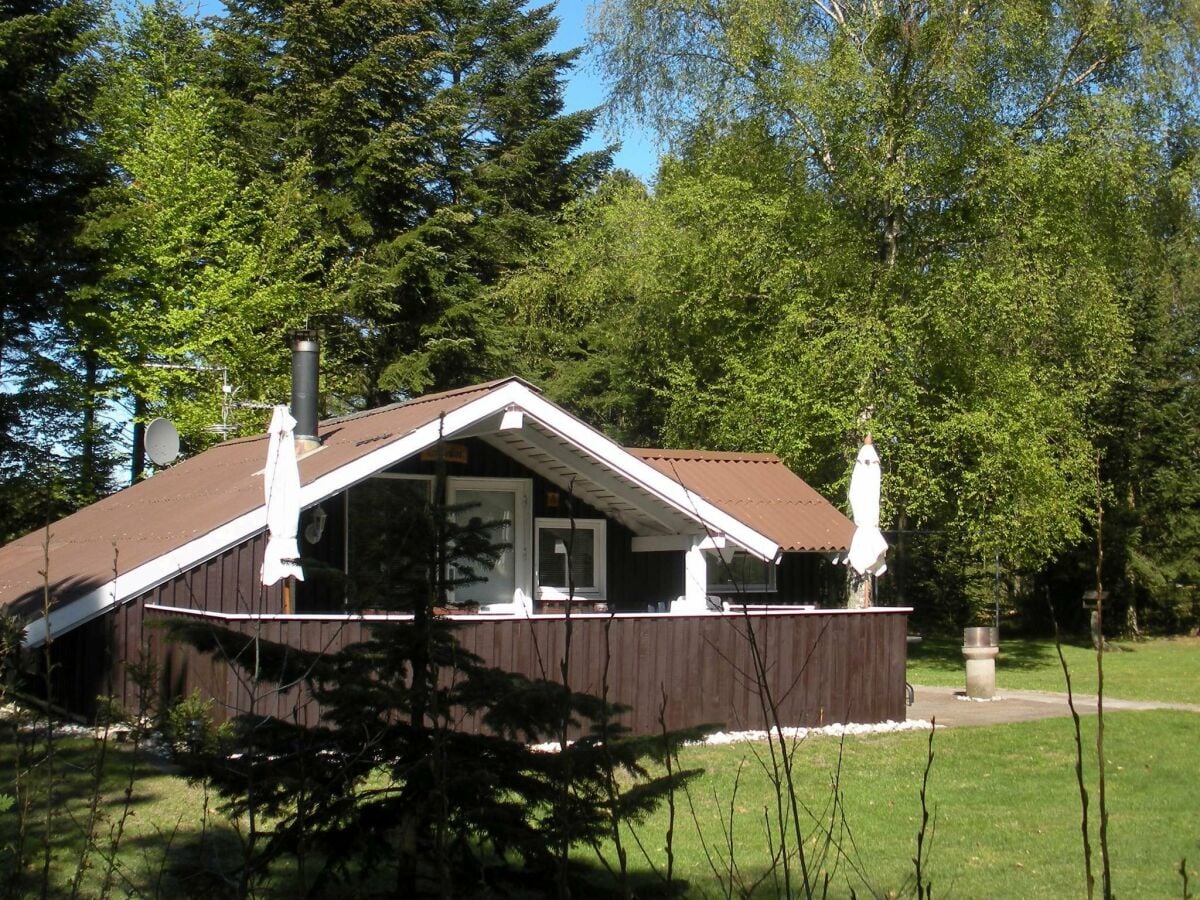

{"left": 211, "top": 0, "right": 611, "bottom": 406}
{"left": 0, "top": 0, "right": 109, "bottom": 539}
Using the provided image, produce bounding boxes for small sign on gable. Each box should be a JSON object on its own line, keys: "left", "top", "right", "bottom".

{"left": 420, "top": 442, "right": 469, "bottom": 464}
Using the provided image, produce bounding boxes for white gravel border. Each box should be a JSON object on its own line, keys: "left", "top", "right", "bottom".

{"left": 531, "top": 719, "right": 933, "bottom": 753}
{"left": 701, "top": 719, "right": 933, "bottom": 745}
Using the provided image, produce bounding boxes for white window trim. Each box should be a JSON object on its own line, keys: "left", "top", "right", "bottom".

{"left": 705, "top": 549, "right": 778, "bottom": 594}
{"left": 535, "top": 517, "right": 606, "bottom": 601}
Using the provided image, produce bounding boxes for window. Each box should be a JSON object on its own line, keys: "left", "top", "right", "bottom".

{"left": 535, "top": 518, "right": 606, "bottom": 600}
{"left": 343, "top": 474, "right": 534, "bottom": 612}
{"left": 705, "top": 550, "right": 776, "bottom": 593}
{"left": 345, "top": 475, "right": 434, "bottom": 608}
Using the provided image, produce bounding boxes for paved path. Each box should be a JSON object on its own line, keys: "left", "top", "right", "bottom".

{"left": 907, "top": 685, "right": 1200, "bottom": 728}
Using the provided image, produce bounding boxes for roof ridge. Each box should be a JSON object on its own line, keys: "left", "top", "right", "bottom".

{"left": 626, "top": 447, "right": 783, "bottom": 463}
{"left": 321, "top": 376, "right": 539, "bottom": 427}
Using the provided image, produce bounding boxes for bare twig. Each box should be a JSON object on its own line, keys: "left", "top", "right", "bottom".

{"left": 1094, "top": 455, "right": 1113, "bottom": 900}
{"left": 100, "top": 648, "right": 154, "bottom": 900}
{"left": 680, "top": 772, "right": 735, "bottom": 899}
{"left": 39, "top": 526, "right": 54, "bottom": 900}
{"left": 659, "top": 685, "right": 677, "bottom": 888}
{"left": 68, "top": 712, "right": 111, "bottom": 899}
{"left": 913, "top": 718, "right": 936, "bottom": 900}
{"left": 1049, "top": 596, "right": 1094, "bottom": 899}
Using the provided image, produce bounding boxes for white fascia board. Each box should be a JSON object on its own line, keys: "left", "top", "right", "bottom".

{"left": 513, "top": 391, "right": 781, "bottom": 562}
{"left": 295, "top": 382, "right": 525, "bottom": 507}
{"left": 22, "top": 504, "right": 268, "bottom": 647}
{"left": 631, "top": 534, "right": 727, "bottom": 553}
{"left": 508, "top": 425, "right": 683, "bottom": 533}
{"left": 23, "top": 384, "right": 529, "bottom": 647}
{"left": 23, "top": 381, "right": 779, "bottom": 646}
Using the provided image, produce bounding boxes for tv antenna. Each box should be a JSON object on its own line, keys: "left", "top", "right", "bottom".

{"left": 143, "top": 362, "right": 275, "bottom": 440}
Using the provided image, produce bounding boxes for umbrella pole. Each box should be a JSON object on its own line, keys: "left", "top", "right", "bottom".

{"left": 283, "top": 577, "right": 293, "bottom": 615}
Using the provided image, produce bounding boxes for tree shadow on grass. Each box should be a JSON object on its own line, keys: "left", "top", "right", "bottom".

{"left": 561, "top": 856, "right": 693, "bottom": 899}
{"left": 908, "top": 636, "right": 1077, "bottom": 674}
{"left": 143, "top": 834, "right": 694, "bottom": 898}
{"left": 0, "top": 729, "right": 712, "bottom": 898}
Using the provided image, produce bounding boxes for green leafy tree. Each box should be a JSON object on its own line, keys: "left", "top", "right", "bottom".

{"left": 79, "top": 2, "right": 344, "bottom": 462}
{"left": 1093, "top": 147, "right": 1200, "bottom": 632}
{"left": 506, "top": 0, "right": 1198, "bottom": 595}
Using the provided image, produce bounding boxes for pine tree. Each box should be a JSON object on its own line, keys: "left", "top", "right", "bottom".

{"left": 209, "top": 0, "right": 611, "bottom": 406}
{"left": 0, "top": 0, "right": 110, "bottom": 539}
{"left": 165, "top": 438, "right": 707, "bottom": 894}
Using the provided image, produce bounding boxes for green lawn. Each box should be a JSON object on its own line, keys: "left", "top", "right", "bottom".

{"left": 906, "top": 635, "right": 1200, "bottom": 705}
{"left": 6, "top": 713, "right": 1198, "bottom": 897}
{"left": 5, "top": 639, "right": 1200, "bottom": 897}
{"left": 0, "top": 731, "right": 253, "bottom": 898}
{"left": 603, "top": 711, "right": 1200, "bottom": 898}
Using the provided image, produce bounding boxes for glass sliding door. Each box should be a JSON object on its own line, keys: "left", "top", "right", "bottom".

{"left": 448, "top": 478, "right": 532, "bottom": 611}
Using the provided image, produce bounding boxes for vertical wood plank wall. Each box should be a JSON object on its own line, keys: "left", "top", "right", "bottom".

{"left": 134, "top": 609, "right": 909, "bottom": 733}
{"left": 40, "top": 533, "right": 283, "bottom": 718}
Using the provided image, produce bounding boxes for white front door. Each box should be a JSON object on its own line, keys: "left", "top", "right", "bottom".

{"left": 447, "top": 478, "right": 532, "bottom": 611}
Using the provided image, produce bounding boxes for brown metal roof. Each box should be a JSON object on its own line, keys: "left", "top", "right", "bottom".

{"left": 0, "top": 379, "right": 506, "bottom": 618}
{"left": 0, "top": 378, "right": 848, "bottom": 624}
{"left": 627, "top": 448, "right": 854, "bottom": 553}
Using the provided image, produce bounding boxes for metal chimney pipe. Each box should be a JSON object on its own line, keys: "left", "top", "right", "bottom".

{"left": 289, "top": 330, "right": 320, "bottom": 452}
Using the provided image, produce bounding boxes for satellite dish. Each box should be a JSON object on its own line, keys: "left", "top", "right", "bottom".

{"left": 145, "top": 417, "right": 180, "bottom": 466}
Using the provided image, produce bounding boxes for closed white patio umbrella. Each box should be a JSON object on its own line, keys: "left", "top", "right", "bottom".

{"left": 261, "top": 404, "right": 305, "bottom": 593}
{"left": 846, "top": 436, "right": 888, "bottom": 604}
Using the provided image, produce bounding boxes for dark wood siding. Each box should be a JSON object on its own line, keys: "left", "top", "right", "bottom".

{"left": 39, "top": 598, "right": 139, "bottom": 718}
{"left": 38, "top": 533, "right": 287, "bottom": 716}
{"left": 138, "top": 608, "right": 910, "bottom": 733}
{"left": 606, "top": 524, "right": 685, "bottom": 612}
{"left": 130, "top": 531, "right": 284, "bottom": 616}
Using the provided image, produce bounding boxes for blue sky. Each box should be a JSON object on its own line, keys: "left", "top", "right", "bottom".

{"left": 545, "top": 2, "right": 659, "bottom": 182}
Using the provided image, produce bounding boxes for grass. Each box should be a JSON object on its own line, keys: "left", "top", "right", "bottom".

{"left": 0, "top": 728, "right": 248, "bottom": 898}
{"left": 906, "top": 635, "right": 1200, "bottom": 705}
{"left": 604, "top": 711, "right": 1200, "bottom": 898}
{"left": 7, "top": 713, "right": 1198, "bottom": 898}
{"left": 4, "top": 637, "right": 1199, "bottom": 896}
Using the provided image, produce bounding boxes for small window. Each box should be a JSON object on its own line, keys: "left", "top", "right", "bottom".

{"left": 535, "top": 518, "right": 605, "bottom": 599}
{"left": 705, "top": 550, "right": 776, "bottom": 593}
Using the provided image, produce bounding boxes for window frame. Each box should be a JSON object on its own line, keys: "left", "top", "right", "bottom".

{"left": 534, "top": 517, "right": 607, "bottom": 601}
{"left": 446, "top": 477, "right": 533, "bottom": 609}
{"left": 704, "top": 549, "right": 778, "bottom": 594}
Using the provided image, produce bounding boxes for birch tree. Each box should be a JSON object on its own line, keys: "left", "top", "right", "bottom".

{"left": 505, "top": 0, "right": 1199, "bottom": 579}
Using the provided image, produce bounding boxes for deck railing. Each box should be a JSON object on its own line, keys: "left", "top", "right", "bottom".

{"left": 140, "top": 605, "right": 911, "bottom": 734}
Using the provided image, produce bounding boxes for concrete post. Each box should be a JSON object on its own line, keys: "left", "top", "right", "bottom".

{"left": 962, "top": 626, "right": 1000, "bottom": 699}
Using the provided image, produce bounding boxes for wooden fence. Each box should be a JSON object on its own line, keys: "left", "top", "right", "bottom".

{"left": 140, "top": 606, "right": 910, "bottom": 734}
